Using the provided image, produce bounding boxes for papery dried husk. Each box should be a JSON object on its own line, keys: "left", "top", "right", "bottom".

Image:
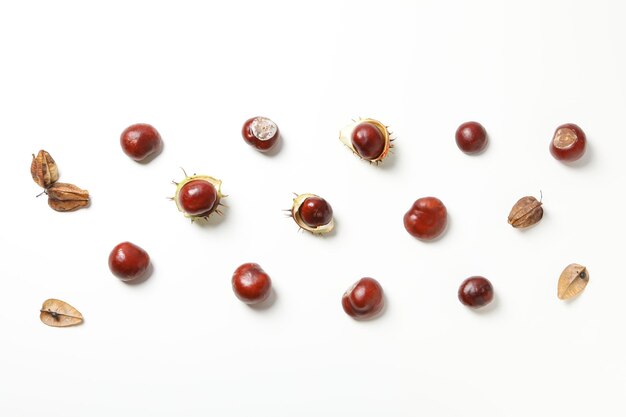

{"left": 47, "top": 182, "right": 90, "bottom": 212}
{"left": 31, "top": 150, "right": 59, "bottom": 188}
{"left": 557, "top": 263, "right": 589, "bottom": 300}
{"left": 40, "top": 299, "right": 83, "bottom": 327}
{"left": 48, "top": 198, "right": 90, "bottom": 212}
{"left": 508, "top": 196, "right": 543, "bottom": 228}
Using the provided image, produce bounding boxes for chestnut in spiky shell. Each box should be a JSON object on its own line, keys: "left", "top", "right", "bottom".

{"left": 172, "top": 172, "right": 225, "bottom": 221}
{"left": 339, "top": 117, "right": 393, "bottom": 163}
{"left": 290, "top": 193, "right": 334, "bottom": 234}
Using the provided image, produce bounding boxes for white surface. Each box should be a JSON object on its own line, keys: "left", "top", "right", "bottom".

{"left": 1, "top": 1, "right": 625, "bottom": 415}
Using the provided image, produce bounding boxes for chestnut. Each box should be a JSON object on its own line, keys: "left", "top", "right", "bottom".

{"left": 298, "top": 196, "right": 333, "bottom": 228}
{"left": 232, "top": 263, "right": 272, "bottom": 305}
{"left": 178, "top": 179, "right": 217, "bottom": 216}
{"left": 241, "top": 116, "right": 280, "bottom": 152}
{"left": 455, "top": 121, "right": 487, "bottom": 154}
{"left": 339, "top": 118, "right": 392, "bottom": 163}
{"left": 120, "top": 123, "right": 162, "bottom": 161}
{"left": 458, "top": 276, "right": 494, "bottom": 308}
{"left": 550, "top": 123, "right": 586, "bottom": 162}
{"left": 108, "top": 241, "right": 150, "bottom": 282}
{"left": 342, "top": 277, "right": 384, "bottom": 319}
{"left": 290, "top": 193, "right": 334, "bottom": 234}
{"left": 172, "top": 173, "right": 225, "bottom": 221}
{"left": 403, "top": 197, "right": 447, "bottom": 241}
{"left": 352, "top": 122, "right": 386, "bottom": 160}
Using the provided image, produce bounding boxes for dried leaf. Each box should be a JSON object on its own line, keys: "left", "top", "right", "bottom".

{"left": 40, "top": 299, "right": 83, "bottom": 327}
{"left": 557, "top": 263, "right": 589, "bottom": 300}
{"left": 508, "top": 196, "right": 543, "bottom": 228}
{"left": 47, "top": 182, "right": 89, "bottom": 201}
{"left": 48, "top": 199, "right": 90, "bottom": 212}
{"left": 31, "top": 150, "right": 59, "bottom": 188}
{"left": 47, "top": 182, "right": 90, "bottom": 212}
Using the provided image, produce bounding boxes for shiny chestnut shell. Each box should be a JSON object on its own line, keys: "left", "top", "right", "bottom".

{"left": 339, "top": 118, "right": 392, "bottom": 163}
{"left": 108, "top": 241, "right": 150, "bottom": 282}
{"left": 241, "top": 116, "right": 280, "bottom": 152}
{"left": 298, "top": 196, "right": 333, "bottom": 228}
{"left": 232, "top": 263, "right": 272, "bottom": 304}
{"left": 173, "top": 175, "right": 224, "bottom": 220}
{"left": 403, "top": 197, "right": 448, "bottom": 240}
{"left": 351, "top": 122, "right": 386, "bottom": 160}
{"left": 290, "top": 193, "right": 335, "bottom": 234}
{"left": 458, "top": 276, "right": 494, "bottom": 308}
{"left": 177, "top": 179, "right": 217, "bottom": 216}
{"left": 120, "top": 123, "right": 162, "bottom": 161}
{"left": 455, "top": 121, "right": 487, "bottom": 154}
{"left": 550, "top": 123, "right": 586, "bottom": 162}
{"left": 342, "top": 277, "right": 384, "bottom": 319}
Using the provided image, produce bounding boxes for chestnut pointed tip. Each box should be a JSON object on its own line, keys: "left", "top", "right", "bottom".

{"left": 40, "top": 299, "right": 84, "bottom": 327}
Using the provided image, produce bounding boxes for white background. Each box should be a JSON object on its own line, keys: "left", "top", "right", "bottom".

{"left": 1, "top": 0, "right": 625, "bottom": 415}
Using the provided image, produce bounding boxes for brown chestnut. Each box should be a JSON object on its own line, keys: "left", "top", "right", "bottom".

{"left": 550, "top": 123, "right": 586, "bottom": 162}
{"left": 120, "top": 123, "right": 162, "bottom": 161}
{"left": 342, "top": 277, "right": 384, "bottom": 319}
{"left": 458, "top": 276, "right": 494, "bottom": 308}
{"left": 403, "top": 196, "right": 448, "bottom": 241}
{"left": 108, "top": 241, "right": 150, "bottom": 282}
{"left": 241, "top": 117, "right": 280, "bottom": 152}
{"left": 232, "top": 263, "right": 272, "bottom": 305}
{"left": 455, "top": 121, "right": 487, "bottom": 154}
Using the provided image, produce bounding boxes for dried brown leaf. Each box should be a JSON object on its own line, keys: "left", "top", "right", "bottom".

{"left": 47, "top": 182, "right": 90, "bottom": 212}
{"left": 40, "top": 299, "right": 83, "bottom": 327}
{"left": 508, "top": 196, "right": 543, "bottom": 228}
{"left": 557, "top": 263, "right": 589, "bottom": 300}
{"left": 48, "top": 199, "right": 90, "bottom": 212}
{"left": 31, "top": 150, "right": 59, "bottom": 188}
{"left": 46, "top": 182, "right": 89, "bottom": 201}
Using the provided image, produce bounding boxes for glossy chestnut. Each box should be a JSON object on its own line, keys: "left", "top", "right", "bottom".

{"left": 352, "top": 122, "right": 386, "bottom": 160}
{"left": 455, "top": 121, "right": 487, "bottom": 154}
{"left": 232, "top": 263, "right": 272, "bottom": 304}
{"left": 108, "top": 241, "right": 150, "bottom": 282}
{"left": 342, "top": 277, "right": 384, "bottom": 319}
{"left": 458, "top": 276, "right": 494, "bottom": 308}
{"left": 120, "top": 123, "right": 162, "bottom": 161}
{"left": 177, "top": 179, "right": 217, "bottom": 216}
{"left": 241, "top": 116, "right": 280, "bottom": 152}
{"left": 339, "top": 118, "right": 392, "bottom": 163}
{"left": 403, "top": 197, "right": 447, "bottom": 240}
{"left": 299, "top": 196, "right": 333, "bottom": 228}
{"left": 172, "top": 174, "right": 224, "bottom": 221}
{"left": 290, "top": 193, "right": 334, "bottom": 234}
{"left": 550, "top": 123, "right": 586, "bottom": 162}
